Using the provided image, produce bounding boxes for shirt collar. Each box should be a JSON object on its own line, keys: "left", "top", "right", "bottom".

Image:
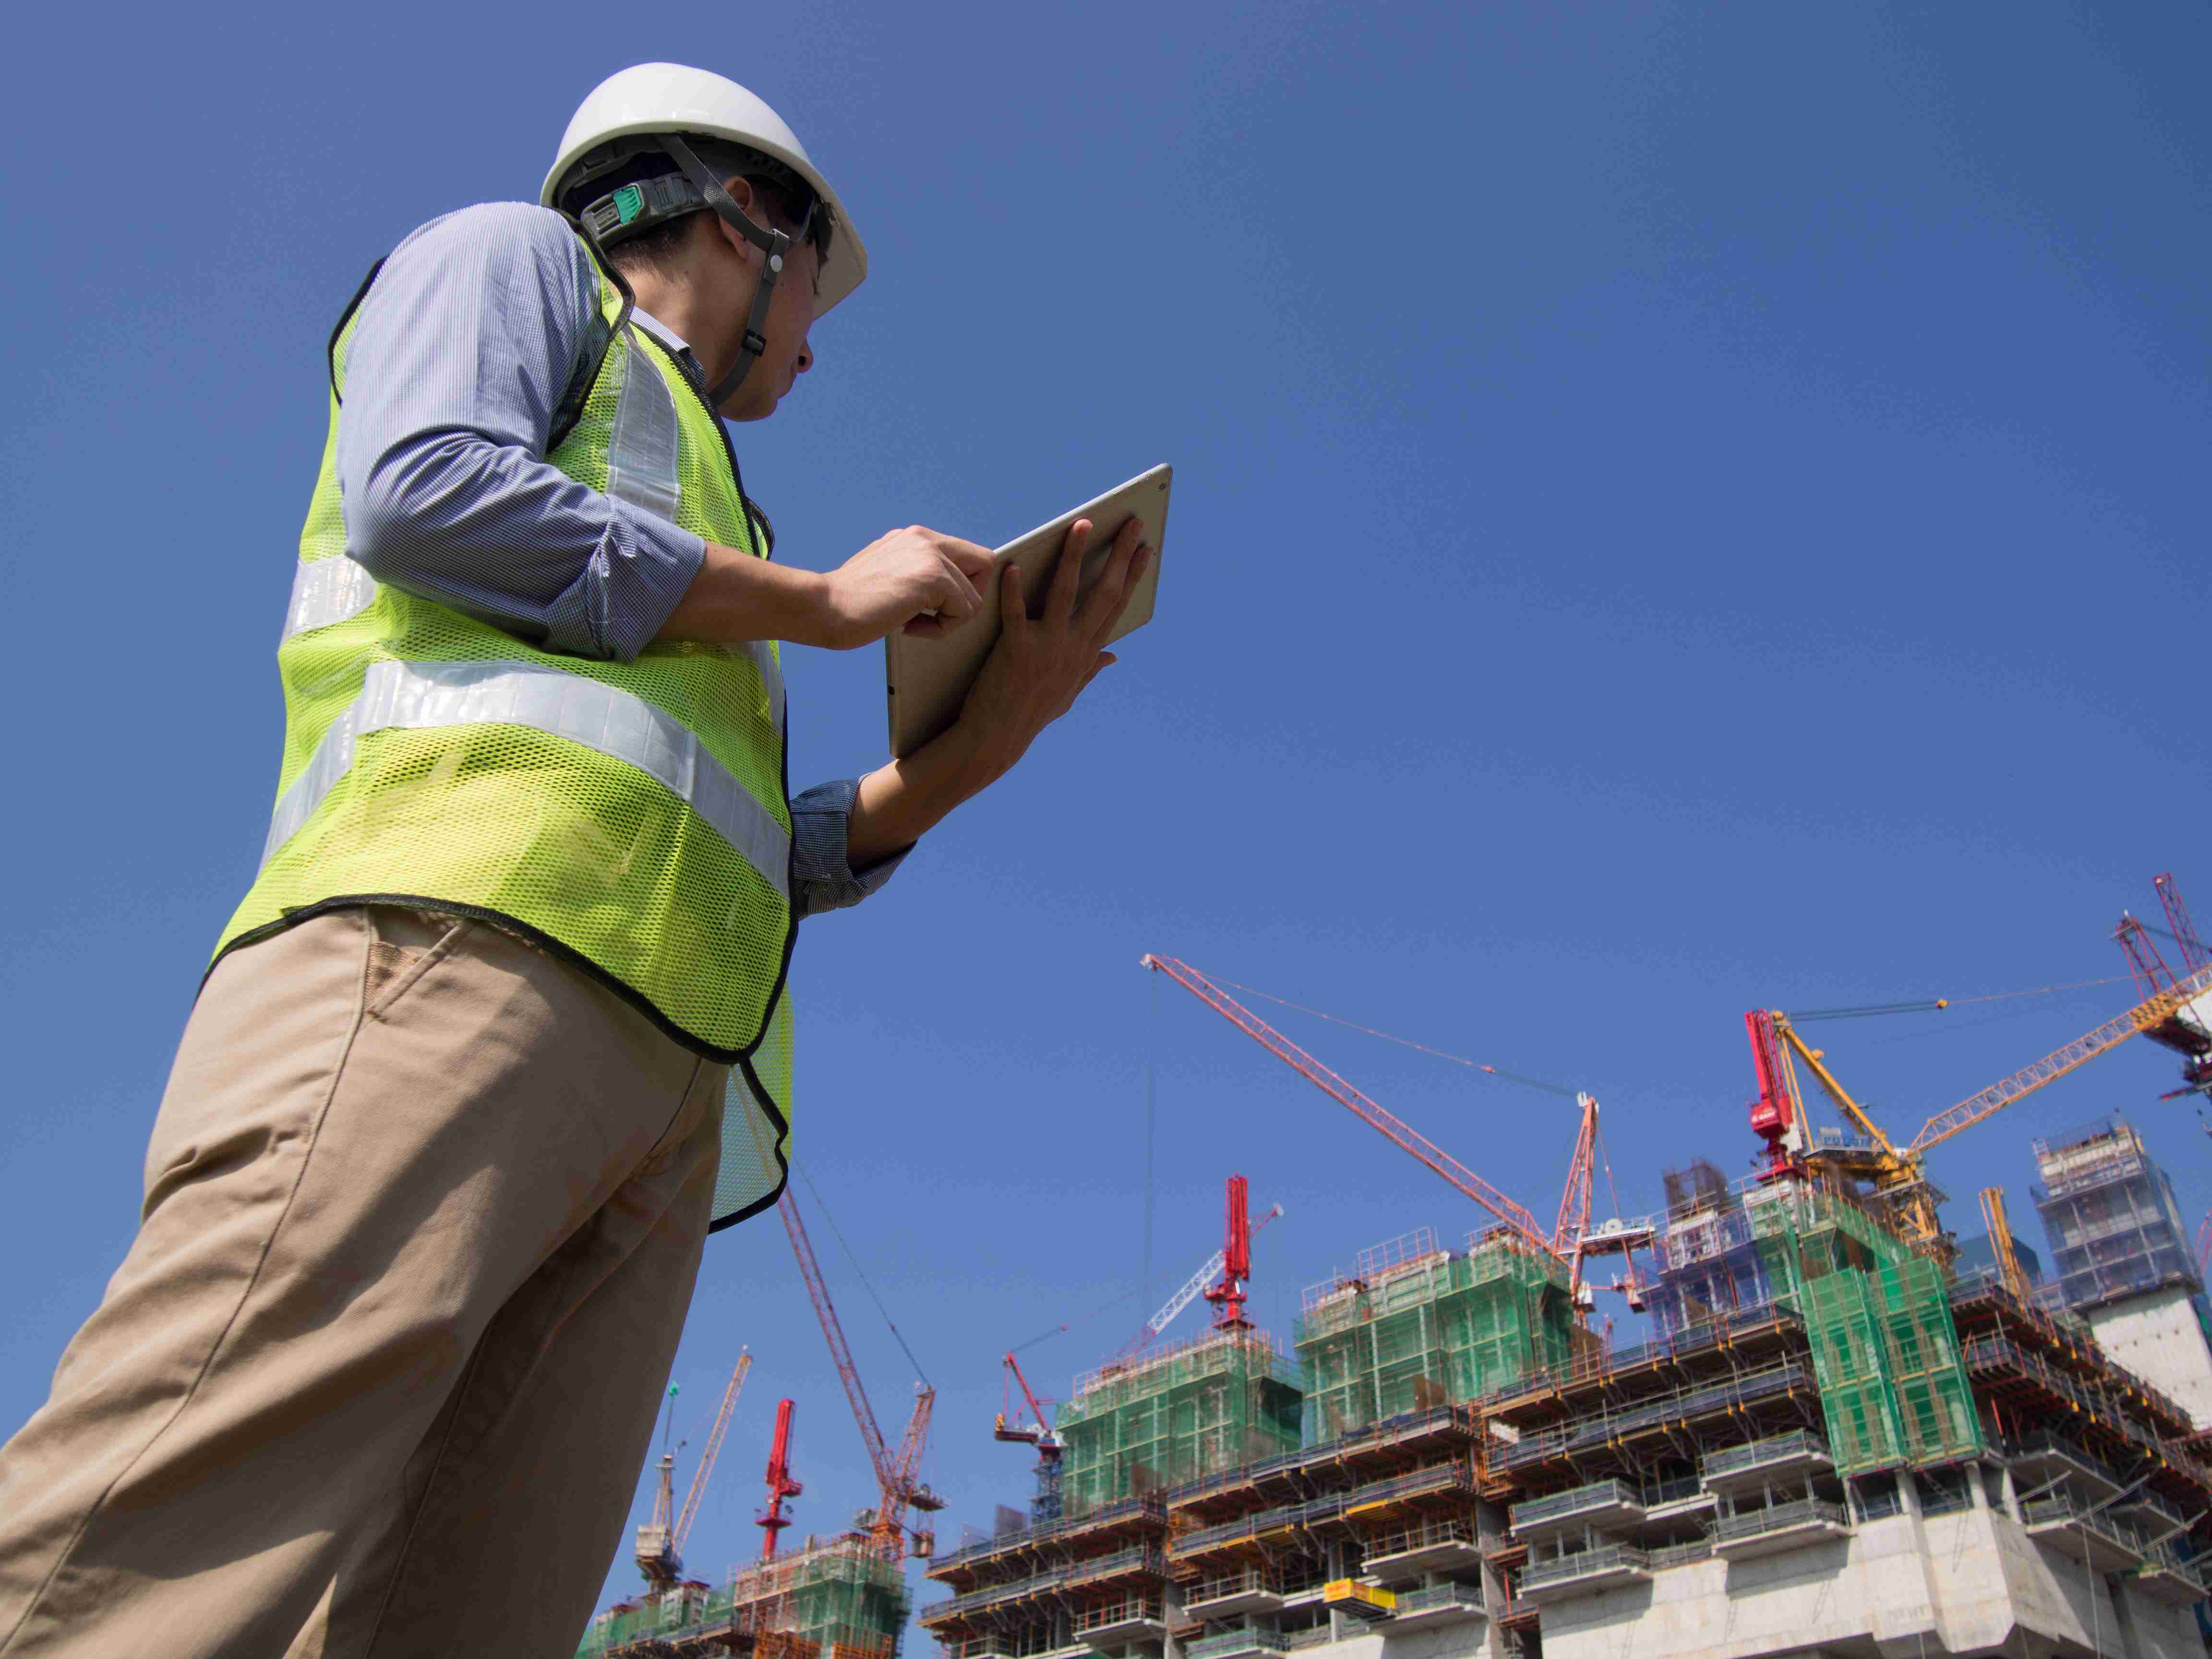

{"left": 629, "top": 307, "right": 694, "bottom": 359}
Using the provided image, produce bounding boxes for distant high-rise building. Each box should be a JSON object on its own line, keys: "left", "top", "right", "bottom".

{"left": 2032, "top": 1116, "right": 2212, "bottom": 1427}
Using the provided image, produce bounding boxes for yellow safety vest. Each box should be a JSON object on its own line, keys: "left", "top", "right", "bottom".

{"left": 217, "top": 234, "right": 793, "bottom": 1227}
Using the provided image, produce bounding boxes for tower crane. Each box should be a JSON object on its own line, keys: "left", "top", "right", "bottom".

{"left": 635, "top": 1348, "right": 752, "bottom": 1593}
{"left": 1743, "top": 941, "right": 2212, "bottom": 1260}
{"left": 2113, "top": 871, "right": 2212, "bottom": 1097}
{"left": 1547, "top": 1090, "right": 1656, "bottom": 1311}
{"left": 995, "top": 1351, "right": 1060, "bottom": 1454}
{"left": 777, "top": 1190, "right": 943, "bottom": 1562}
{"left": 1140, "top": 957, "right": 1658, "bottom": 1319}
{"left": 1141, "top": 954, "right": 1662, "bottom": 1340}
{"left": 757, "top": 1398, "right": 802, "bottom": 1561}
{"left": 1100, "top": 1178, "right": 1285, "bottom": 1369}
{"left": 1142, "top": 955, "right": 1563, "bottom": 1260}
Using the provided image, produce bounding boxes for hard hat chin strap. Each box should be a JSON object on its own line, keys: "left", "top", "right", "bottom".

{"left": 660, "top": 134, "right": 799, "bottom": 408}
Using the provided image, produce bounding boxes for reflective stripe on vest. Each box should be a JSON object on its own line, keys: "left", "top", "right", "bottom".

{"left": 277, "top": 327, "right": 784, "bottom": 723}
{"left": 283, "top": 555, "right": 378, "bottom": 640}
{"left": 605, "top": 324, "right": 683, "bottom": 525}
{"left": 278, "top": 555, "right": 786, "bottom": 730}
{"left": 264, "top": 658, "right": 793, "bottom": 896}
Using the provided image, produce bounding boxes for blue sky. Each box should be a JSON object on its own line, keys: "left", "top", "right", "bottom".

{"left": 3, "top": 0, "right": 2209, "bottom": 1641}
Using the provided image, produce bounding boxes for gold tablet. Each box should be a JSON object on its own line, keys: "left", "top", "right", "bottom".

{"left": 884, "top": 464, "right": 1169, "bottom": 758}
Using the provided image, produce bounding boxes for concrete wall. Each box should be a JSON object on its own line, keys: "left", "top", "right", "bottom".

{"left": 1288, "top": 1505, "right": 2202, "bottom": 1659}
{"left": 2087, "top": 1288, "right": 2212, "bottom": 1431}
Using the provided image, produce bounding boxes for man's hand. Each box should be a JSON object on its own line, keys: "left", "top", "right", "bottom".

{"left": 959, "top": 515, "right": 1153, "bottom": 775}
{"left": 844, "top": 515, "right": 1153, "bottom": 869}
{"left": 656, "top": 525, "right": 993, "bottom": 651}
{"left": 813, "top": 526, "right": 996, "bottom": 650}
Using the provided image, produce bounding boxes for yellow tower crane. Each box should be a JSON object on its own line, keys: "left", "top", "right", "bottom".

{"left": 1745, "top": 957, "right": 2212, "bottom": 1262}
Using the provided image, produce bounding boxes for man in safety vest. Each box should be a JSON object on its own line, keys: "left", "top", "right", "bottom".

{"left": 0, "top": 62, "right": 1150, "bottom": 1659}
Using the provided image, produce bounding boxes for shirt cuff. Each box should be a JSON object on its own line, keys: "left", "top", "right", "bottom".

{"left": 540, "top": 504, "right": 706, "bottom": 661}
{"left": 791, "top": 778, "right": 911, "bottom": 920}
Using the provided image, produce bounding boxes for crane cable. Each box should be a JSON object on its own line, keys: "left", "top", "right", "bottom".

{"left": 1790, "top": 976, "right": 2134, "bottom": 1022}
{"left": 1196, "top": 971, "right": 1582, "bottom": 1099}
{"left": 790, "top": 1156, "right": 932, "bottom": 1388}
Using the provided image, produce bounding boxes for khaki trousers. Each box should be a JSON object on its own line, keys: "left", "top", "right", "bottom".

{"left": 0, "top": 906, "right": 730, "bottom": 1658}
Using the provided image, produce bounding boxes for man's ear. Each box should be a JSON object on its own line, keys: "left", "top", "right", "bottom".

{"left": 712, "top": 176, "right": 765, "bottom": 259}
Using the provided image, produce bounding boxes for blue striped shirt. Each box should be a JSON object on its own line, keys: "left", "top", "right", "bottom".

{"left": 331, "top": 202, "right": 904, "bottom": 919}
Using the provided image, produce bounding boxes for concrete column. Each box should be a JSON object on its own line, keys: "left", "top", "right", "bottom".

{"left": 1897, "top": 1473, "right": 1924, "bottom": 1521}
{"left": 1965, "top": 1463, "right": 1990, "bottom": 1512}
{"left": 1997, "top": 1462, "right": 2022, "bottom": 1523}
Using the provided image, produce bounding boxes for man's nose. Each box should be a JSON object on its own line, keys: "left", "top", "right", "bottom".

{"left": 794, "top": 336, "right": 814, "bottom": 375}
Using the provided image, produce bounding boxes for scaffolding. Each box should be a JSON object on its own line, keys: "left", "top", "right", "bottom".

{"left": 2032, "top": 1117, "right": 2203, "bottom": 1312}
{"left": 1055, "top": 1329, "right": 1301, "bottom": 1516}
{"left": 577, "top": 1533, "right": 910, "bottom": 1659}
{"left": 1293, "top": 1227, "right": 1578, "bottom": 1441}
{"left": 1643, "top": 1176, "right": 1981, "bottom": 1476}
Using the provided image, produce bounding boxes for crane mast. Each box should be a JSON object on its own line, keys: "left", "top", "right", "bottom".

{"left": 776, "top": 1190, "right": 941, "bottom": 1561}
{"left": 636, "top": 1349, "right": 751, "bottom": 1592}
{"left": 758, "top": 1398, "right": 801, "bottom": 1561}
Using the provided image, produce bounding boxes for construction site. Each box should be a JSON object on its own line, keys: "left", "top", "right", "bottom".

{"left": 583, "top": 872, "right": 2212, "bottom": 1659}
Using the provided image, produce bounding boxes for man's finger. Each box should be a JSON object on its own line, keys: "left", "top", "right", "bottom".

{"left": 997, "top": 562, "right": 1029, "bottom": 634}
{"left": 934, "top": 534, "right": 998, "bottom": 579}
{"left": 934, "top": 563, "right": 985, "bottom": 625}
{"left": 902, "top": 613, "right": 953, "bottom": 638}
{"left": 1050, "top": 520, "right": 1094, "bottom": 623}
{"left": 1080, "top": 651, "right": 1118, "bottom": 691}
{"left": 1082, "top": 543, "right": 1149, "bottom": 644}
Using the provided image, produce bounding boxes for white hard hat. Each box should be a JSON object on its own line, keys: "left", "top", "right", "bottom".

{"left": 543, "top": 63, "right": 867, "bottom": 316}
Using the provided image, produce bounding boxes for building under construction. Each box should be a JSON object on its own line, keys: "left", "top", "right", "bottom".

{"left": 924, "top": 915, "right": 2212, "bottom": 1659}
{"left": 927, "top": 1169, "right": 2212, "bottom": 1659}
{"left": 580, "top": 1531, "right": 912, "bottom": 1659}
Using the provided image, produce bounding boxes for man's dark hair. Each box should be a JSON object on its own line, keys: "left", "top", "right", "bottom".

{"left": 560, "top": 135, "right": 832, "bottom": 281}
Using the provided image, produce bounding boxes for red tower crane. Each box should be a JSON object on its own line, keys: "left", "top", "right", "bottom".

{"left": 776, "top": 1190, "right": 943, "bottom": 1561}
{"left": 1101, "top": 1194, "right": 1285, "bottom": 1368}
{"left": 1201, "top": 1175, "right": 1255, "bottom": 1329}
{"left": 2157, "top": 873, "right": 2209, "bottom": 972}
{"left": 994, "top": 1352, "right": 1060, "bottom": 1454}
{"left": 757, "top": 1398, "right": 802, "bottom": 1561}
{"left": 1141, "top": 955, "right": 1561, "bottom": 1260}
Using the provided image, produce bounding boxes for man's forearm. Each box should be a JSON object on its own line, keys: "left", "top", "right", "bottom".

{"left": 656, "top": 542, "right": 829, "bottom": 645}
{"left": 847, "top": 720, "right": 1017, "bottom": 870}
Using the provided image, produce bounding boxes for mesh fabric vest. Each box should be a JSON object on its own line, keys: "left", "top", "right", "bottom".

{"left": 217, "top": 238, "right": 793, "bottom": 1227}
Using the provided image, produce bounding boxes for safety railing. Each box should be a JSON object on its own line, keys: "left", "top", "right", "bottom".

{"left": 1359, "top": 1516, "right": 1478, "bottom": 1562}
{"left": 926, "top": 1549, "right": 1162, "bottom": 1621}
{"left": 934, "top": 1495, "right": 1169, "bottom": 1575}
{"left": 1344, "top": 1460, "right": 1473, "bottom": 1511}
{"left": 1518, "top": 1545, "right": 1650, "bottom": 1593}
{"left": 1501, "top": 1362, "right": 1813, "bottom": 1469}
{"left": 2022, "top": 1494, "right": 2152, "bottom": 1563}
{"left": 1647, "top": 1539, "right": 1715, "bottom": 1571}
{"left": 1185, "top": 1624, "right": 1282, "bottom": 1659}
{"left": 1703, "top": 1430, "right": 1830, "bottom": 1481}
{"left": 1070, "top": 1596, "right": 1165, "bottom": 1636}
{"left": 1715, "top": 1499, "right": 1847, "bottom": 1542}
{"left": 1509, "top": 1479, "right": 1642, "bottom": 1532}
{"left": 1390, "top": 1581, "right": 1484, "bottom": 1616}
{"left": 1183, "top": 1568, "right": 1283, "bottom": 1608}
{"left": 2004, "top": 1429, "right": 2122, "bottom": 1491}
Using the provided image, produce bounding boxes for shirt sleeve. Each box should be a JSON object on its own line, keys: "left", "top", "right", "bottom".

{"left": 333, "top": 202, "right": 706, "bottom": 662}
{"left": 791, "top": 779, "right": 912, "bottom": 920}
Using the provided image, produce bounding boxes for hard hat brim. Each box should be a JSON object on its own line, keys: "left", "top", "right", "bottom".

{"left": 543, "top": 118, "right": 867, "bottom": 318}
